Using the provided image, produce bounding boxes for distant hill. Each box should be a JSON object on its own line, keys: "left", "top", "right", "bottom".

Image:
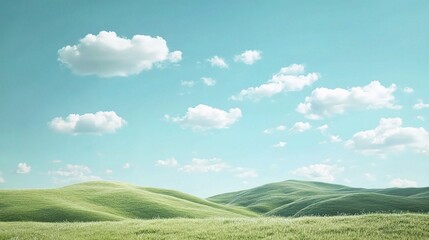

{"left": 0, "top": 181, "right": 256, "bottom": 222}
{"left": 208, "top": 180, "right": 429, "bottom": 217}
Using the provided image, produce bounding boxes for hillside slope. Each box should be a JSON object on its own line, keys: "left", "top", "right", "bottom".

{"left": 208, "top": 180, "right": 429, "bottom": 217}
{"left": 0, "top": 181, "right": 256, "bottom": 222}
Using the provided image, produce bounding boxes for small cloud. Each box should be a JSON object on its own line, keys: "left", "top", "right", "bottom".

{"left": 317, "top": 124, "right": 329, "bottom": 134}
{"left": 273, "top": 141, "right": 287, "bottom": 148}
{"left": 389, "top": 178, "right": 417, "bottom": 188}
{"left": 263, "top": 125, "right": 286, "bottom": 134}
{"left": 105, "top": 169, "right": 113, "bottom": 174}
{"left": 329, "top": 135, "right": 343, "bottom": 143}
{"left": 181, "top": 80, "right": 195, "bottom": 88}
{"left": 413, "top": 99, "right": 429, "bottom": 110}
{"left": 58, "top": 31, "right": 182, "bottom": 77}
{"left": 403, "top": 87, "right": 414, "bottom": 93}
{"left": 234, "top": 50, "right": 262, "bottom": 65}
{"left": 201, "top": 77, "right": 216, "bottom": 87}
{"left": 207, "top": 56, "right": 228, "bottom": 68}
{"left": 364, "top": 173, "right": 376, "bottom": 181}
{"left": 417, "top": 115, "right": 425, "bottom": 121}
{"left": 0, "top": 176, "right": 4, "bottom": 183}
{"left": 49, "top": 111, "right": 126, "bottom": 135}
{"left": 156, "top": 157, "right": 179, "bottom": 167}
{"left": 51, "top": 160, "right": 62, "bottom": 164}
{"left": 16, "top": 163, "right": 31, "bottom": 174}
{"left": 292, "top": 163, "right": 344, "bottom": 182}
{"left": 179, "top": 158, "right": 229, "bottom": 173}
{"left": 165, "top": 104, "right": 242, "bottom": 131}
{"left": 291, "top": 122, "right": 311, "bottom": 132}
{"left": 123, "top": 163, "right": 131, "bottom": 169}
{"left": 234, "top": 168, "right": 258, "bottom": 178}
{"left": 49, "top": 164, "right": 100, "bottom": 184}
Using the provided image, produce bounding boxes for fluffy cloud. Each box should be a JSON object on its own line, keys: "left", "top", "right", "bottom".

{"left": 389, "top": 178, "right": 417, "bottom": 188}
{"left": 292, "top": 164, "right": 344, "bottom": 182}
{"left": 346, "top": 118, "right": 429, "bottom": 156}
{"left": 181, "top": 80, "right": 195, "bottom": 87}
{"left": 231, "top": 64, "right": 319, "bottom": 101}
{"left": 234, "top": 168, "right": 258, "bottom": 178}
{"left": 273, "top": 141, "right": 287, "bottom": 148}
{"left": 156, "top": 158, "right": 179, "bottom": 167}
{"left": 297, "top": 81, "right": 400, "bottom": 119}
{"left": 413, "top": 100, "right": 429, "bottom": 110}
{"left": 49, "top": 164, "right": 100, "bottom": 183}
{"left": 58, "top": 31, "right": 182, "bottom": 77}
{"left": 417, "top": 115, "right": 425, "bottom": 121}
{"left": 123, "top": 163, "right": 131, "bottom": 169}
{"left": 207, "top": 56, "right": 228, "bottom": 68}
{"left": 49, "top": 111, "right": 126, "bottom": 135}
{"left": 201, "top": 77, "right": 216, "bottom": 86}
{"left": 263, "top": 125, "right": 286, "bottom": 134}
{"left": 403, "top": 87, "right": 414, "bottom": 93}
{"left": 165, "top": 104, "right": 242, "bottom": 131}
{"left": 16, "top": 163, "right": 31, "bottom": 174}
{"left": 179, "top": 158, "right": 229, "bottom": 173}
{"left": 291, "top": 122, "right": 311, "bottom": 132}
{"left": 317, "top": 124, "right": 329, "bottom": 133}
{"left": 234, "top": 50, "right": 262, "bottom": 65}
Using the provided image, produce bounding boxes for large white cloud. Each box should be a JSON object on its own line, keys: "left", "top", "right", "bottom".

{"left": 207, "top": 56, "right": 228, "bottom": 68}
{"left": 346, "top": 118, "right": 429, "bottom": 156}
{"left": 389, "top": 178, "right": 417, "bottom": 188}
{"left": 58, "top": 31, "right": 182, "bottom": 77}
{"left": 49, "top": 164, "right": 100, "bottom": 183}
{"left": 49, "top": 111, "right": 126, "bottom": 135}
{"left": 165, "top": 104, "right": 242, "bottom": 131}
{"left": 16, "top": 163, "right": 31, "bottom": 174}
{"left": 231, "top": 64, "right": 319, "bottom": 101}
{"left": 292, "top": 164, "right": 344, "bottom": 182}
{"left": 297, "top": 81, "right": 400, "bottom": 119}
{"left": 234, "top": 50, "right": 262, "bottom": 65}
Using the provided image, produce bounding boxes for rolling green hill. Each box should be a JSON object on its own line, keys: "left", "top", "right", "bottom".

{"left": 208, "top": 180, "right": 429, "bottom": 217}
{"left": 0, "top": 181, "right": 256, "bottom": 222}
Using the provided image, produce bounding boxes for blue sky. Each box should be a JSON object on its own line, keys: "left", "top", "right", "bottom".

{"left": 1, "top": 0, "right": 428, "bottom": 197}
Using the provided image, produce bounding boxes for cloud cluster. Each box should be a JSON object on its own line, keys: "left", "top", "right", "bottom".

{"left": 156, "top": 158, "right": 179, "bottom": 167}
{"left": 292, "top": 163, "right": 344, "bottom": 182}
{"left": 49, "top": 164, "right": 100, "bottom": 183}
{"left": 207, "top": 56, "right": 228, "bottom": 68}
{"left": 231, "top": 64, "right": 319, "bottom": 101}
{"left": 389, "top": 178, "right": 417, "bottom": 188}
{"left": 49, "top": 111, "right": 126, "bottom": 135}
{"left": 16, "top": 163, "right": 31, "bottom": 174}
{"left": 58, "top": 31, "right": 182, "bottom": 77}
{"left": 346, "top": 118, "right": 429, "bottom": 156}
{"left": 165, "top": 104, "right": 242, "bottom": 131}
{"left": 297, "top": 81, "right": 400, "bottom": 119}
{"left": 234, "top": 50, "right": 262, "bottom": 65}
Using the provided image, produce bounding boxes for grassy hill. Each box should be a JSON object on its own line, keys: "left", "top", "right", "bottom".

{"left": 0, "top": 181, "right": 256, "bottom": 222}
{"left": 0, "top": 214, "right": 428, "bottom": 240}
{"left": 208, "top": 180, "right": 429, "bottom": 217}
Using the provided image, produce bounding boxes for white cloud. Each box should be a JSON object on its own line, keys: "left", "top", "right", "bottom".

{"left": 413, "top": 100, "right": 429, "bottom": 110}
{"left": 346, "top": 118, "right": 429, "bottom": 156}
{"left": 51, "top": 160, "right": 62, "bottom": 164}
{"left": 207, "top": 56, "right": 228, "bottom": 68}
{"left": 330, "top": 135, "right": 343, "bottom": 143}
{"left": 292, "top": 164, "right": 344, "bottom": 182}
{"left": 234, "top": 50, "right": 262, "bottom": 65}
{"left": 364, "top": 173, "right": 376, "bottom": 181}
{"left": 231, "top": 64, "right": 319, "bottom": 101}
{"left": 58, "top": 31, "right": 182, "bottom": 77}
{"left": 49, "top": 164, "right": 100, "bottom": 183}
{"left": 273, "top": 141, "right": 287, "bottom": 148}
{"left": 0, "top": 176, "right": 4, "bottom": 183}
{"left": 49, "top": 111, "right": 126, "bottom": 135}
{"left": 16, "top": 163, "right": 31, "bottom": 174}
{"left": 234, "top": 168, "right": 258, "bottom": 178}
{"left": 291, "top": 122, "right": 311, "bottom": 132}
{"left": 389, "top": 178, "right": 417, "bottom": 188}
{"left": 317, "top": 124, "right": 329, "bottom": 133}
{"left": 417, "top": 115, "right": 425, "bottom": 121}
{"left": 156, "top": 157, "right": 179, "bottom": 167}
{"left": 105, "top": 169, "right": 113, "bottom": 174}
{"left": 123, "top": 163, "right": 131, "bottom": 169}
{"left": 263, "top": 125, "right": 286, "bottom": 134}
{"left": 297, "top": 81, "right": 400, "bottom": 119}
{"left": 179, "top": 158, "right": 229, "bottom": 173}
{"left": 165, "top": 104, "right": 242, "bottom": 131}
{"left": 201, "top": 77, "right": 216, "bottom": 87}
{"left": 181, "top": 80, "right": 195, "bottom": 87}
{"left": 403, "top": 87, "right": 414, "bottom": 93}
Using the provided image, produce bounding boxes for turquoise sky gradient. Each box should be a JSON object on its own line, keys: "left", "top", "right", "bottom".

{"left": 1, "top": 0, "right": 428, "bottom": 197}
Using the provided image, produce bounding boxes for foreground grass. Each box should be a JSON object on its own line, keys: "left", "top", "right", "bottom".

{"left": 0, "top": 214, "right": 428, "bottom": 240}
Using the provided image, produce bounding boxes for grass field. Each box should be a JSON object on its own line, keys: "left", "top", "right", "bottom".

{"left": 0, "top": 214, "right": 428, "bottom": 240}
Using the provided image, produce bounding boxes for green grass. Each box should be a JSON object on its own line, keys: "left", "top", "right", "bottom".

{"left": 0, "top": 181, "right": 256, "bottom": 222}
{"left": 0, "top": 214, "right": 427, "bottom": 240}
{"left": 208, "top": 180, "right": 429, "bottom": 216}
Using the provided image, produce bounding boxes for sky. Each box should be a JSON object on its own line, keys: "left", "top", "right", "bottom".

{"left": 1, "top": 0, "right": 428, "bottom": 197}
